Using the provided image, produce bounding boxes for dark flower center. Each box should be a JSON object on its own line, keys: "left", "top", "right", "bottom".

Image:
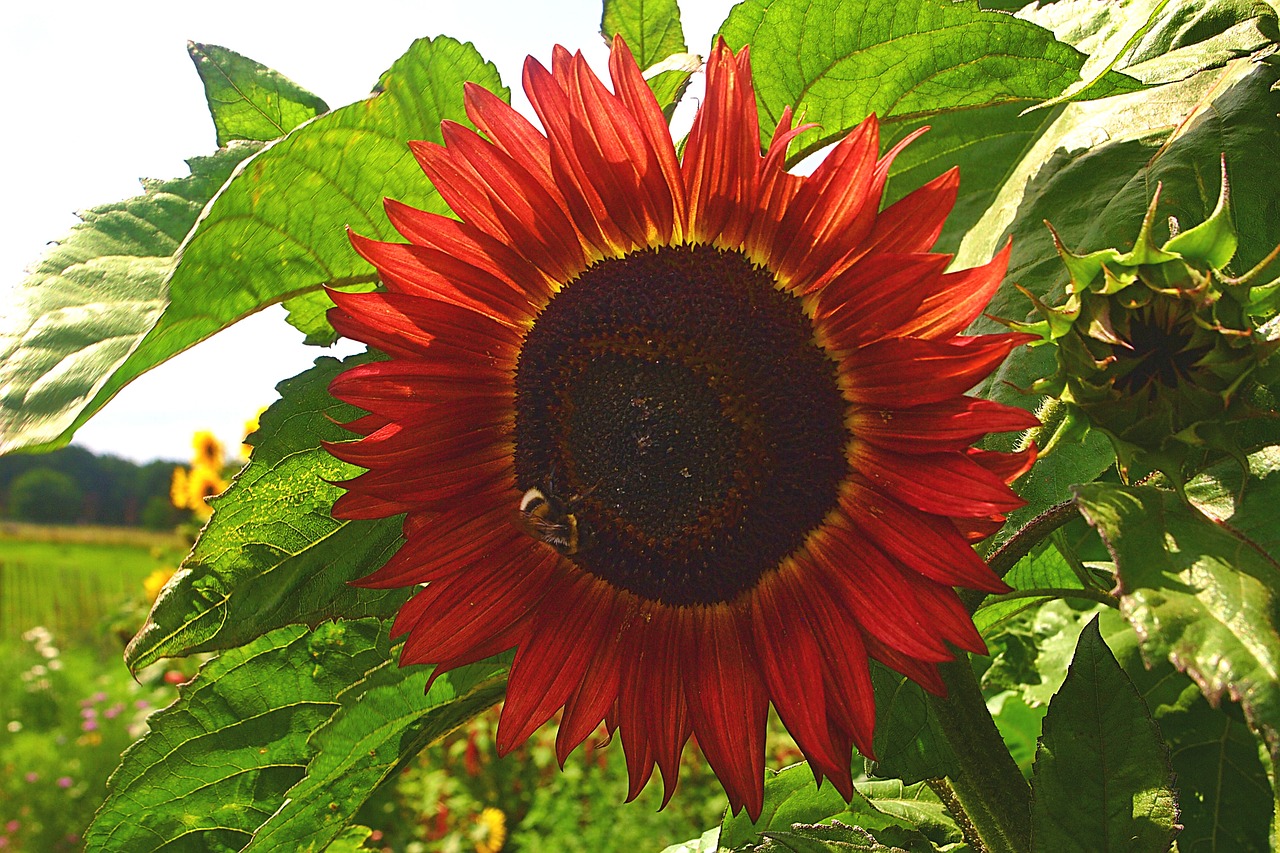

{"left": 1113, "top": 298, "right": 1212, "bottom": 397}
{"left": 513, "top": 244, "right": 850, "bottom": 606}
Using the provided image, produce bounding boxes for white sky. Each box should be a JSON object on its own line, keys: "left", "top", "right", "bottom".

{"left": 1, "top": 0, "right": 735, "bottom": 463}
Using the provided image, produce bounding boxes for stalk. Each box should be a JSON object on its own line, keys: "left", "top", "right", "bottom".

{"left": 926, "top": 657, "right": 1032, "bottom": 853}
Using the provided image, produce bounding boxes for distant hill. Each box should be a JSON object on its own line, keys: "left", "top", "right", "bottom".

{"left": 0, "top": 446, "right": 189, "bottom": 528}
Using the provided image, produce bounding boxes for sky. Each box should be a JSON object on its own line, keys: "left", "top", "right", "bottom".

{"left": 1, "top": 0, "right": 736, "bottom": 463}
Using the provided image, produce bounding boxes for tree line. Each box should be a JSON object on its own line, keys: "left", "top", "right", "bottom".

{"left": 0, "top": 446, "right": 189, "bottom": 528}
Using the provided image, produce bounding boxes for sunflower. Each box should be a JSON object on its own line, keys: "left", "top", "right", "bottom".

{"left": 192, "top": 430, "right": 225, "bottom": 470}
{"left": 186, "top": 465, "right": 227, "bottom": 518}
{"left": 327, "top": 37, "right": 1037, "bottom": 818}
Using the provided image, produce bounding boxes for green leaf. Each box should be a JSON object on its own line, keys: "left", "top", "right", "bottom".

{"left": 720, "top": 765, "right": 953, "bottom": 851}
{"left": 0, "top": 146, "right": 258, "bottom": 455}
{"left": 1022, "top": 0, "right": 1280, "bottom": 87}
{"left": 987, "top": 691, "right": 1046, "bottom": 777}
{"left": 242, "top": 654, "right": 509, "bottom": 852}
{"left": 882, "top": 102, "right": 1063, "bottom": 257}
{"left": 86, "top": 619, "right": 390, "bottom": 852}
{"left": 19, "top": 36, "right": 506, "bottom": 454}
{"left": 854, "top": 780, "right": 965, "bottom": 847}
{"left": 188, "top": 42, "right": 330, "bottom": 146}
{"left": 601, "top": 0, "right": 687, "bottom": 71}
{"left": 718, "top": 0, "right": 1141, "bottom": 163}
{"left": 324, "top": 825, "right": 379, "bottom": 852}
{"left": 865, "top": 665, "right": 959, "bottom": 785}
{"left": 757, "top": 821, "right": 936, "bottom": 852}
{"left": 1101, "top": 608, "right": 1274, "bottom": 851}
{"left": 1075, "top": 481, "right": 1280, "bottom": 766}
{"left": 973, "top": 542, "right": 1093, "bottom": 636}
{"left": 281, "top": 281, "right": 381, "bottom": 346}
{"left": 983, "top": 600, "right": 1109, "bottom": 706}
{"left": 125, "top": 354, "right": 407, "bottom": 671}
{"left": 1029, "top": 617, "right": 1179, "bottom": 853}
{"left": 660, "top": 828, "right": 723, "bottom": 853}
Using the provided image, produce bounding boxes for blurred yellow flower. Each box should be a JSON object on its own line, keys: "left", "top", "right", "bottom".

{"left": 192, "top": 431, "right": 225, "bottom": 470}
{"left": 474, "top": 807, "right": 506, "bottom": 853}
{"left": 186, "top": 465, "right": 227, "bottom": 519}
{"left": 143, "top": 568, "right": 176, "bottom": 601}
{"left": 170, "top": 467, "right": 190, "bottom": 510}
{"left": 241, "top": 406, "right": 267, "bottom": 462}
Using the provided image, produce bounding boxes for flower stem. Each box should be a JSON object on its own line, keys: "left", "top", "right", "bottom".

{"left": 926, "top": 656, "right": 1032, "bottom": 853}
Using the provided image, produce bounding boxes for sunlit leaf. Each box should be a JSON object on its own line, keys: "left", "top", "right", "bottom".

{"left": 719, "top": 765, "right": 956, "bottom": 851}
{"left": 1101, "top": 608, "right": 1274, "bottom": 851}
{"left": 601, "top": 0, "right": 686, "bottom": 71}
{"left": 16, "top": 36, "right": 506, "bottom": 454}
{"left": 86, "top": 620, "right": 389, "bottom": 852}
{"left": 125, "top": 354, "right": 406, "bottom": 671}
{"left": 1021, "top": 0, "right": 1280, "bottom": 87}
{"left": 188, "top": 42, "right": 330, "bottom": 146}
{"left": 1029, "top": 617, "right": 1178, "bottom": 853}
{"left": 1076, "top": 480, "right": 1280, "bottom": 765}
{"left": 719, "top": 0, "right": 1141, "bottom": 163}
{"left": 0, "top": 146, "right": 257, "bottom": 455}
{"left": 660, "top": 828, "right": 723, "bottom": 853}
{"left": 243, "top": 654, "right": 509, "bottom": 852}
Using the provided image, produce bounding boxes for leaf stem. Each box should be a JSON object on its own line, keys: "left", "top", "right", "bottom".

{"left": 962, "top": 499, "right": 1082, "bottom": 613}
{"left": 985, "top": 586, "right": 1118, "bottom": 608}
{"left": 927, "top": 657, "right": 1032, "bottom": 853}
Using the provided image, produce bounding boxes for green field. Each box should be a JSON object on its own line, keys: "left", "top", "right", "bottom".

{"left": 0, "top": 524, "right": 186, "bottom": 646}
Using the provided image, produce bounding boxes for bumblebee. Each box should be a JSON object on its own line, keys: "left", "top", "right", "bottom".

{"left": 516, "top": 486, "right": 593, "bottom": 556}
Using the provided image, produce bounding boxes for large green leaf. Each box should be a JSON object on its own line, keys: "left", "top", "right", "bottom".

{"left": 188, "top": 42, "right": 330, "bottom": 146}
{"left": 0, "top": 146, "right": 258, "bottom": 455}
{"left": 243, "top": 654, "right": 509, "bottom": 852}
{"left": 1021, "top": 0, "right": 1280, "bottom": 88}
{"left": 125, "top": 354, "right": 407, "bottom": 671}
{"left": 719, "top": 765, "right": 959, "bottom": 851}
{"left": 1029, "top": 618, "right": 1178, "bottom": 853}
{"left": 12, "top": 36, "right": 506, "bottom": 455}
{"left": 601, "top": 0, "right": 687, "bottom": 71}
{"left": 1101, "top": 609, "right": 1274, "bottom": 852}
{"left": 718, "top": 0, "right": 1142, "bottom": 163}
{"left": 1076, "top": 480, "right": 1280, "bottom": 765}
{"left": 86, "top": 620, "right": 390, "bottom": 852}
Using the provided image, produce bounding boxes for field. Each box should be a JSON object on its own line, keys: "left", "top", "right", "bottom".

{"left": 0, "top": 524, "right": 191, "bottom": 852}
{"left": 0, "top": 523, "right": 185, "bottom": 646}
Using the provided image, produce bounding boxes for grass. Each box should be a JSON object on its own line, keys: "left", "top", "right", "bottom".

{"left": 0, "top": 523, "right": 186, "bottom": 646}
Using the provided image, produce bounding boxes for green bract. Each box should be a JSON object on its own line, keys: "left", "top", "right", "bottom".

{"left": 1016, "top": 164, "right": 1280, "bottom": 484}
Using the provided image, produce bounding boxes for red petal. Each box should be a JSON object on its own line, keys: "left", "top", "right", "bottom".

{"left": 840, "top": 334, "right": 1033, "bottom": 407}
{"left": 849, "top": 397, "right": 1039, "bottom": 453}
{"left": 838, "top": 482, "right": 1010, "bottom": 593}
{"left": 681, "top": 40, "right": 761, "bottom": 246}
{"left": 850, "top": 443, "right": 1026, "bottom": 517}
{"left": 498, "top": 570, "right": 616, "bottom": 752}
{"left": 682, "top": 605, "right": 767, "bottom": 819}
{"left": 860, "top": 167, "right": 959, "bottom": 256}
{"left": 896, "top": 240, "right": 1012, "bottom": 339}
{"left": 751, "top": 570, "right": 851, "bottom": 795}
{"left": 815, "top": 253, "right": 948, "bottom": 349}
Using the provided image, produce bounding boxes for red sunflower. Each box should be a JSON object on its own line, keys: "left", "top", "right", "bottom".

{"left": 327, "top": 36, "right": 1037, "bottom": 818}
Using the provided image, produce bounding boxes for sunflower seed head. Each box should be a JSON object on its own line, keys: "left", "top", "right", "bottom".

{"left": 1023, "top": 165, "right": 1280, "bottom": 486}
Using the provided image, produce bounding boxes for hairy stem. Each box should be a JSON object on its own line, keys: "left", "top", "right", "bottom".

{"left": 961, "top": 499, "right": 1082, "bottom": 613}
{"left": 927, "top": 657, "right": 1032, "bottom": 853}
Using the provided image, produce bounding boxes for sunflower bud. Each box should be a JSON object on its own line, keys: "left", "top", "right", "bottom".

{"left": 1014, "top": 164, "right": 1280, "bottom": 484}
